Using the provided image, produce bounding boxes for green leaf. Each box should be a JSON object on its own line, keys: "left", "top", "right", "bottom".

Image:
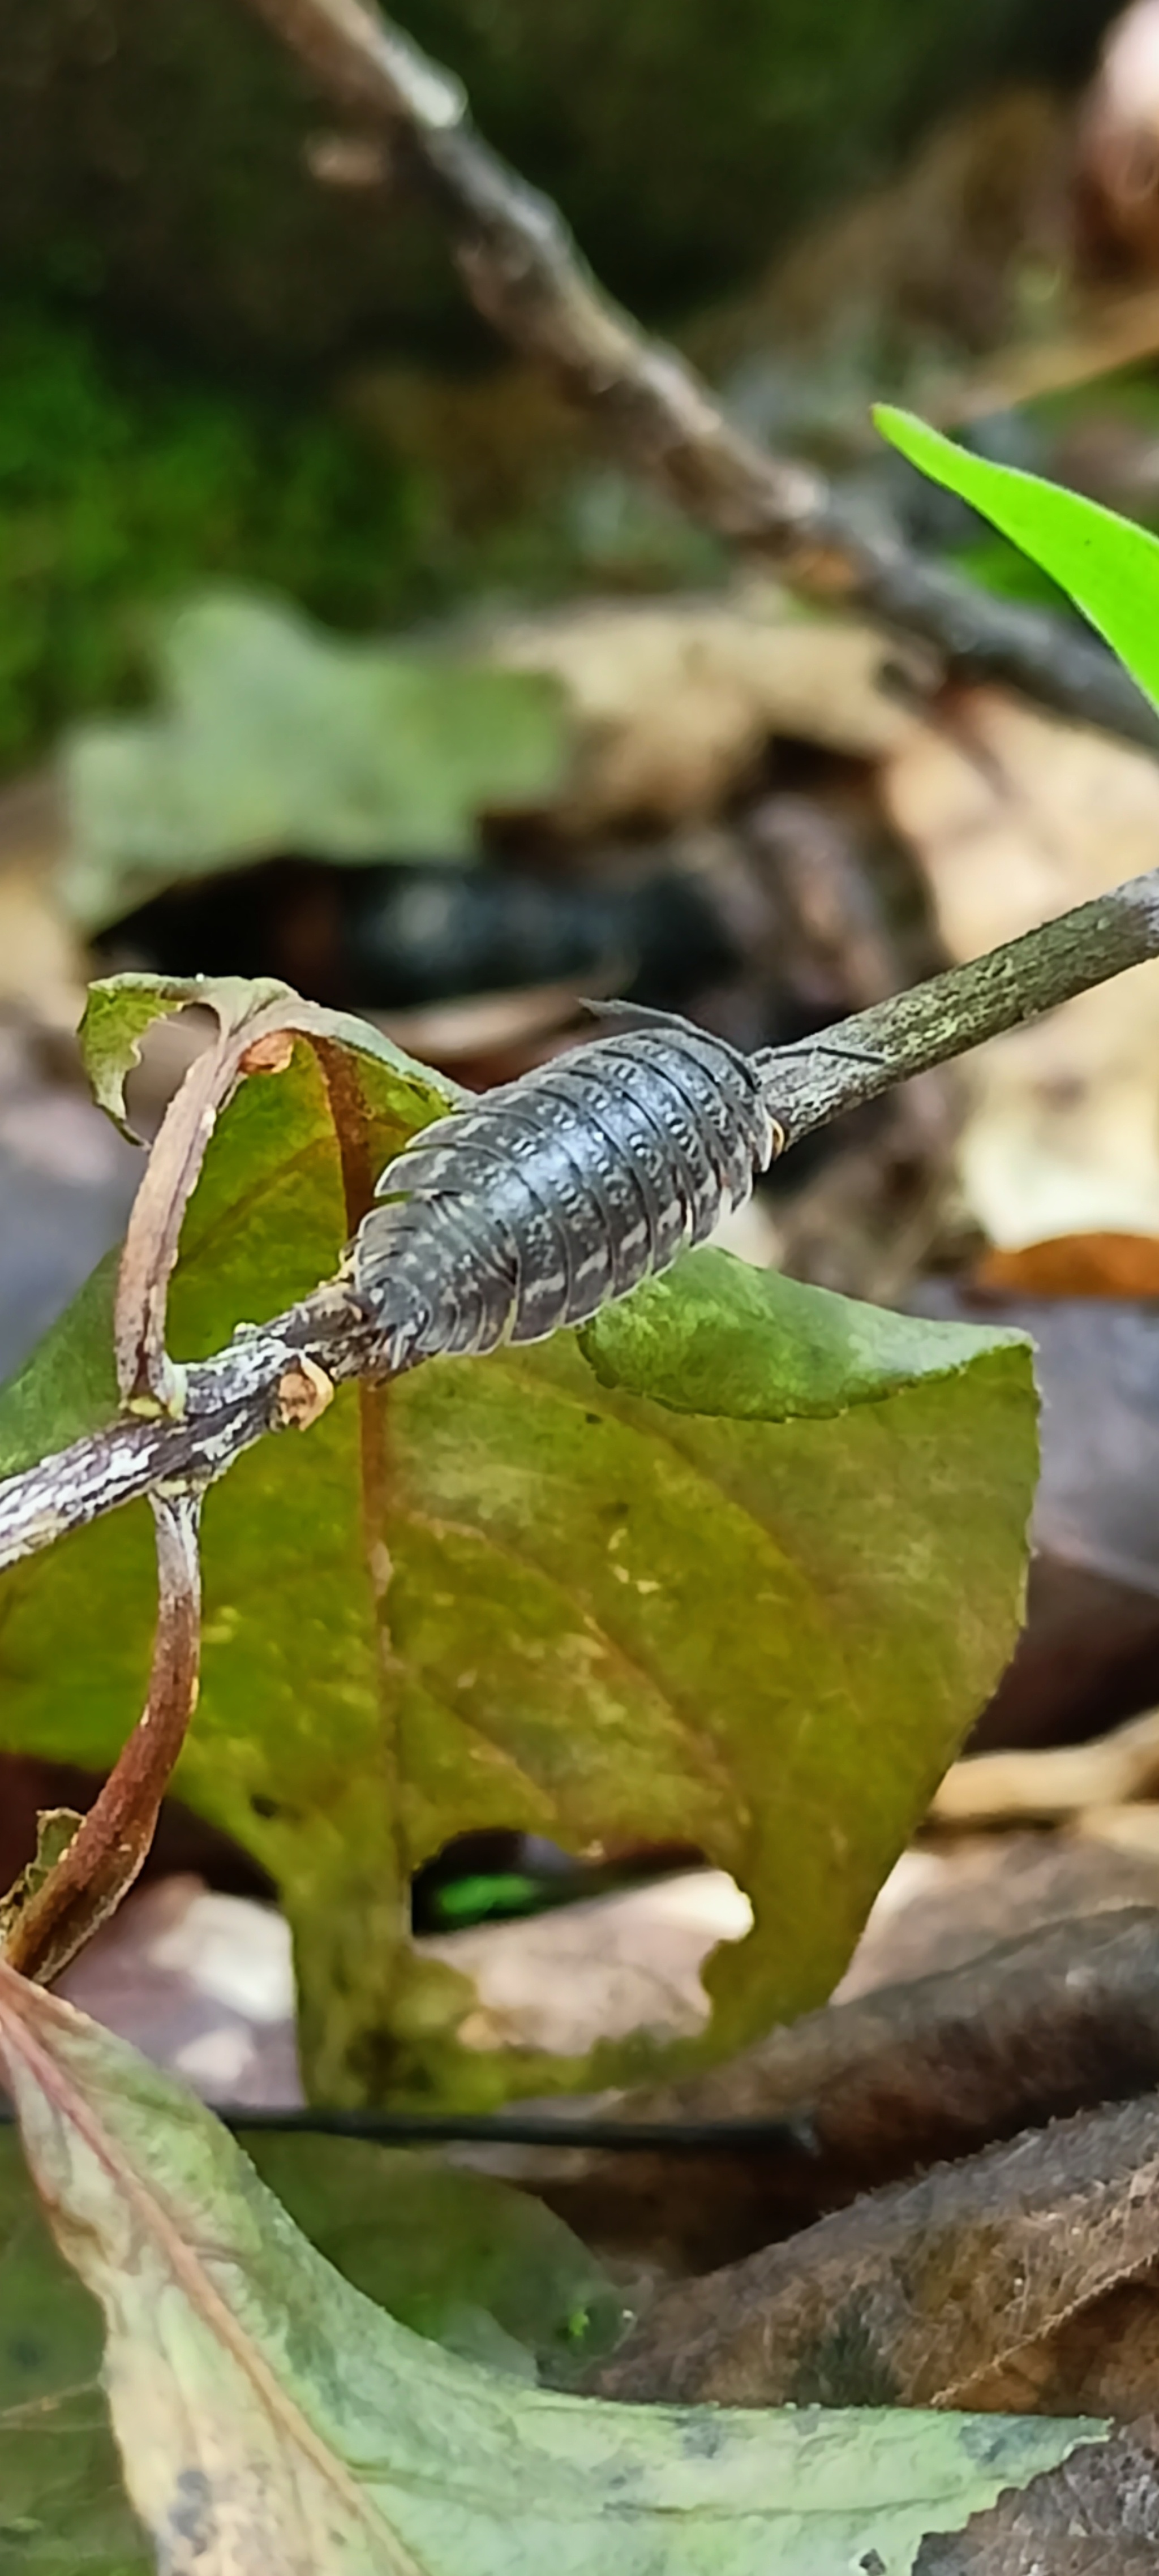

{"left": 875, "top": 403, "right": 1159, "bottom": 705}
{"left": 581, "top": 1248, "right": 1021, "bottom": 1418}
{"left": 240, "top": 2135, "right": 626, "bottom": 2384}
{"left": 0, "top": 1976, "right": 1104, "bottom": 2576}
{"left": 0, "top": 1810, "right": 82, "bottom": 1955}
{"left": 78, "top": 970, "right": 295, "bottom": 1136}
{"left": 0, "top": 979, "right": 1037, "bottom": 2105}
{"left": 0, "top": 2125, "right": 144, "bottom": 2575}
{"left": 62, "top": 590, "right": 570, "bottom": 928}
{"left": 0, "top": 2117, "right": 623, "bottom": 2573}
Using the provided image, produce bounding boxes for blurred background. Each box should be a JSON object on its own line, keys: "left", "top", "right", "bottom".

{"left": 11, "top": 0, "right": 1159, "bottom": 2088}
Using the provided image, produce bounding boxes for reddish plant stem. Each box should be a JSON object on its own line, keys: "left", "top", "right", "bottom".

{"left": 3, "top": 1489, "right": 203, "bottom": 1985}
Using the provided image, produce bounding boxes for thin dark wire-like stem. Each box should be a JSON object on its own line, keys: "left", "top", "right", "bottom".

{"left": 2, "top": 862, "right": 1159, "bottom": 1581}
{"left": 243, "top": 0, "right": 1158, "bottom": 749}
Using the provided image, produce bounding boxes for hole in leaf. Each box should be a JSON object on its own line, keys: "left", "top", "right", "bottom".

{"left": 410, "top": 1829, "right": 752, "bottom": 2057}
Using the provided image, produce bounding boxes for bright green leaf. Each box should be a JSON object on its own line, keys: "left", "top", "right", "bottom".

{"left": 0, "top": 979, "right": 1037, "bottom": 2106}
{"left": 875, "top": 403, "right": 1159, "bottom": 706}
{"left": 582, "top": 1248, "right": 1022, "bottom": 1417}
{"left": 0, "top": 1978, "right": 1104, "bottom": 2576}
{"left": 62, "top": 591, "right": 570, "bottom": 928}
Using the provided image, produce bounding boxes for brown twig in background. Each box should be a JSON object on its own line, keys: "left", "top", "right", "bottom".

{"left": 931, "top": 1706, "right": 1159, "bottom": 1829}
{"left": 2, "top": 1489, "right": 203, "bottom": 1985}
{"left": 2, "top": 863, "right": 1159, "bottom": 1581}
{"left": 243, "top": 0, "right": 1159, "bottom": 750}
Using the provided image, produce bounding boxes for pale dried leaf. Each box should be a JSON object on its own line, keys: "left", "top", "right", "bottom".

{"left": 883, "top": 691, "right": 1159, "bottom": 1243}
{"left": 494, "top": 586, "right": 924, "bottom": 831}
{"left": 932, "top": 1710, "right": 1159, "bottom": 1829}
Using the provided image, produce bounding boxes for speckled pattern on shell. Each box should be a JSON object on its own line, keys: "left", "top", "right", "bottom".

{"left": 348, "top": 1012, "right": 779, "bottom": 1367}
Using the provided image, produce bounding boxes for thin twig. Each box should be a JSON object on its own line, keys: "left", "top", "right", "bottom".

{"left": 243, "top": 0, "right": 1159, "bottom": 749}
{"left": 760, "top": 869, "right": 1159, "bottom": 1139}
{"left": 3, "top": 865, "right": 1159, "bottom": 1579}
{"left": 2, "top": 1489, "right": 203, "bottom": 1984}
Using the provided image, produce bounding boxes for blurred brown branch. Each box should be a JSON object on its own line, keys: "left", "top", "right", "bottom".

{"left": 245, "top": 0, "right": 1159, "bottom": 750}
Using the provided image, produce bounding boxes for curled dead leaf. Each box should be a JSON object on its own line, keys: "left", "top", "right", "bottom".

{"left": 932, "top": 1708, "right": 1159, "bottom": 1830}
{"left": 534, "top": 1910, "right": 1159, "bottom": 2271}
{"left": 493, "top": 587, "right": 924, "bottom": 832}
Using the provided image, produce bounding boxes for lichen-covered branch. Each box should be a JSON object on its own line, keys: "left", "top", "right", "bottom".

{"left": 243, "top": 0, "right": 1158, "bottom": 750}
{"left": 2, "top": 864, "right": 1159, "bottom": 1580}
{"left": 762, "top": 870, "right": 1159, "bottom": 1139}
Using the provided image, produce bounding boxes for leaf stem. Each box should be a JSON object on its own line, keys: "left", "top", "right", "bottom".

{"left": 2, "top": 1490, "right": 203, "bottom": 1983}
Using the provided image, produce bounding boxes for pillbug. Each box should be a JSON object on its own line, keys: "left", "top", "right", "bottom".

{"left": 347, "top": 1008, "right": 782, "bottom": 1369}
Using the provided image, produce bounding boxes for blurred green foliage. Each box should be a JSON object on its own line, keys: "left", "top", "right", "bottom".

{"left": 0, "top": 308, "right": 728, "bottom": 776}
{"left": 0, "top": 310, "right": 433, "bottom": 768}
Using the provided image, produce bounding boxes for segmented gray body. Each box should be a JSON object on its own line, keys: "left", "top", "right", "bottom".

{"left": 348, "top": 1011, "right": 779, "bottom": 1368}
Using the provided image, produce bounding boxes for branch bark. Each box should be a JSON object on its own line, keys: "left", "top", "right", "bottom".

{"left": 2, "top": 864, "right": 1159, "bottom": 1580}
{"left": 244, "top": 0, "right": 1159, "bottom": 750}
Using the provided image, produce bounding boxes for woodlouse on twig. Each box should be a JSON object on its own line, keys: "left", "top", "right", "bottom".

{"left": 347, "top": 1008, "right": 784, "bottom": 1368}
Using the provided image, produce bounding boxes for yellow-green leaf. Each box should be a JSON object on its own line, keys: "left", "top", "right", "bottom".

{"left": 0, "top": 979, "right": 1037, "bottom": 2105}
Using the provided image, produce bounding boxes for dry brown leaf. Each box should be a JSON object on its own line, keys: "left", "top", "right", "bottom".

{"left": 493, "top": 587, "right": 924, "bottom": 832}
{"left": 1078, "top": 1802, "right": 1159, "bottom": 1856}
{"left": 915, "top": 1284, "right": 1159, "bottom": 1748}
{"left": 1081, "top": 0, "right": 1159, "bottom": 270}
{"left": 512, "top": 1910, "right": 1159, "bottom": 2275}
{"left": 0, "top": 772, "right": 83, "bottom": 1030}
{"left": 956, "top": 2273, "right": 1159, "bottom": 2420}
{"left": 375, "top": 979, "right": 590, "bottom": 1072}
{"left": 972, "top": 1232, "right": 1159, "bottom": 1299}
{"left": 840, "top": 1832, "right": 1159, "bottom": 1993}
{"left": 883, "top": 689, "right": 1159, "bottom": 1242}
{"left": 592, "top": 2084, "right": 1159, "bottom": 2413}
{"left": 58, "top": 1876, "right": 302, "bottom": 2109}
{"left": 932, "top": 1709, "right": 1159, "bottom": 1829}
{"left": 912, "top": 2418, "right": 1159, "bottom": 2575}
{"left": 416, "top": 1870, "right": 753, "bottom": 2059}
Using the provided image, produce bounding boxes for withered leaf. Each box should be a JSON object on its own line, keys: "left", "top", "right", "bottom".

{"left": 532, "top": 1908, "right": 1159, "bottom": 2273}
{"left": 593, "top": 2084, "right": 1159, "bottom": 2415}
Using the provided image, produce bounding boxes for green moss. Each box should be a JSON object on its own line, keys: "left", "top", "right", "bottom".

{"left": 0, "top": 312, "right": 436, "bottom": 766}
{"left": 0, "top": 305, "right": 733, "bottom": 770}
